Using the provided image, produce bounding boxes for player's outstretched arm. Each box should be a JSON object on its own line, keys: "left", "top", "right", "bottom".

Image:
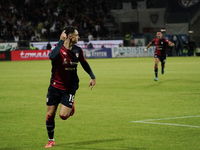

{"left": 168, "top": 41, "right": 175, "bottom": 47}
{"left": 144, "top": 42, "right": 152, "bottom": 53}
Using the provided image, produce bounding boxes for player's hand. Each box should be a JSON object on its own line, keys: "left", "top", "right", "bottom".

{"left": 60, "top": 30, "right": 67, "bottom": 41}
{"left": 144, "top": 48, "right": 147, "bottom": 53}
{"left": 89, "top": 79, "right": 96, "bottom": 90}
{"left": 168, "top": 41, "right": 174, "bottom": 47}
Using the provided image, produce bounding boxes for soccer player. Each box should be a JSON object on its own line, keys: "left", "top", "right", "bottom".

{"left": 144, "top": 32, "right": 174, "bottom": 81}
{"left": 45, "top": 26, "right": 96, "bottom": 148}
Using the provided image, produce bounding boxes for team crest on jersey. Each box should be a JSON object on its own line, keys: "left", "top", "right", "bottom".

{"left": 178, "top": 0, "right": 199, "bottom": 8}
{"left": 63, "top": 58, "right": 68, "bottom": 65}
{"left": 75, "top": 53, "right": 79, "bottom": 58}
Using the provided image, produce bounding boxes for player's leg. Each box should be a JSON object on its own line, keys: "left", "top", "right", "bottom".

{"left": 45, "top": 104, "right": 58, "bottom": 148}
{"left": 59, "top": 104, "right": 72, "bottom": 120}
{"left": 154, "top": 56, "right": 159, "bottom": 81}
{"left": 45, "top": 86, "right": 60, "bottom": 148}
{"left": 71, "top": 100, "right": 75, "bottom": 116}
{"left": 59, "top": 93, "right": 75, "bottom": 120}
{"left": 161, "top": 59, "right": 166, "bottom": 74}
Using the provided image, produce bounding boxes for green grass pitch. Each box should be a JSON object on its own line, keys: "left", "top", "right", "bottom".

{"left": 0, "top": 57, "right": 200, "bottom": 150}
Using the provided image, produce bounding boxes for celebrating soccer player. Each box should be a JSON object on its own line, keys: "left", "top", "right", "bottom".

{"left": 144, "top": 32, "right": 174, "bottom": 81}
{"left": 45, "top": 26, "right": 96, "bottom": 148}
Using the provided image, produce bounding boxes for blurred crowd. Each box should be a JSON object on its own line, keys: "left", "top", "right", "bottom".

{"left": 0, "top": 0, "right": 111, "bottom": 43}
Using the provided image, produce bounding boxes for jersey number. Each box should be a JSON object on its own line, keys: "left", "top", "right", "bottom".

{"left": 69, "top": 94, "right": 75, "bottom": 103}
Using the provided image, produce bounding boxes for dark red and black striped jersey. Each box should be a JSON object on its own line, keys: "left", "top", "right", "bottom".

{"left": 152, "top": 38, "right": 169, "bottom": 57}
{"left": 49, "top": 40, "right": 95, "bottom": 92}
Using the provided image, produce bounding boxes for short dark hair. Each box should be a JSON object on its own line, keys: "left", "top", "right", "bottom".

{"left": 63, "top": 26, "right": 77, "bottom": 36}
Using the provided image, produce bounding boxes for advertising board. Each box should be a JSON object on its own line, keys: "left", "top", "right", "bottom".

{"left": 0, "top": 51, "right": 11, "bottom": 61}
{"left": 112, "top": 46, "right": 155, "bottom": 57}
{"left": 11, "top": 50, "right": 50, "bottom": 61}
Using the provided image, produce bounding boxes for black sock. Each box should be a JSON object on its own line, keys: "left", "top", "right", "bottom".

{"left": 161, "top": 63, "right": 165, "bottom": 71}
{"left": 46, "top": 120, "right": 55, "bottom": 140}
{"left": 154, "top": 67, "right": 158, "bottom": 77}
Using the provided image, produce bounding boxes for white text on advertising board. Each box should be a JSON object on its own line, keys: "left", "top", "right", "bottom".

{"left": 113, "top": 47, "right": 155, "bottom": 54}
{"left": 20, "top": 51, "right": 51, "bottom": 58}
{"left": 83, "top": 49, "right": 108, "bottom": 58}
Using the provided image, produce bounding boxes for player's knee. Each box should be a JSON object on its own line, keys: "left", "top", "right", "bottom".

{"left": 46, "top": 114, "right": 55, "bottom": 122}
{"left": 59, "top": 114, "right": 70, "bottom": 120}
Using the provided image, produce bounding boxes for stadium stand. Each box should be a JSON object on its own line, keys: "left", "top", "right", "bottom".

{"left": 0, "top": 0, "right": 113, "bottom": 43}
{"left": 0, "top": 0, "right": 200, "bottom": 52}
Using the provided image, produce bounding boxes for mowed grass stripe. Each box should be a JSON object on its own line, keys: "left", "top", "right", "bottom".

{"left": 0, "top": 57, "right": 200, "bottom": 150}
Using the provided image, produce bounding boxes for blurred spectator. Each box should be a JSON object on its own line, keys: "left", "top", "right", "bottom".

{"left": 46, "top": 42, "right": 52, "bottom": 50}
{"left": 124, "top": 32, "right": 131, "bottom": 46}
{"left": 87, "top": 43, "right": 94, "bottom": 48}
{"left": 189, "top": 39, "right": 196, "bottom": 56}
{"left": 119, "top": 43, "right": 123, "bottom": 47}
{"left": 37, "top": 21, "right": 43, "bottom": 33}
{"left": 101, "top": 45, "right": 105, "bottom": 48}
{"left": 88, "top": 32, "right": 94, "bottom": 41}
{"left": 12, "top": 32, "right": 19, "bottom": 42}
{"left": 30, "top": 44, "right": 36, "bottom": 50}
{"left": 175, "top": 39, "right": 181, "bottom": 56}
{"left": 183, "top": 40, "right": 188, "bottom": 56}
{"left": 95, "top": 23, "right": 100, "bottom": 33}
{"left": 0, "top": 0, "right": 110, "bottom": 42}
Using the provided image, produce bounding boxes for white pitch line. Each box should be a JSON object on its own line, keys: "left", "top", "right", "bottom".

{"left": 133, "top": 121, "right": 200, "bottom": 128}
{"left": 137, "top": 115, "right": 200, "bottom": 122}
{"left": 131, "top": 115, "right": 200, "bottom": 128}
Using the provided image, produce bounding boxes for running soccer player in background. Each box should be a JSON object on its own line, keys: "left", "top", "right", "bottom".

{"left": 45, "top": 26, "right": 96, "bottom": 148}
{"left": 144, "top": 32, "right": 174, "bottom": 81}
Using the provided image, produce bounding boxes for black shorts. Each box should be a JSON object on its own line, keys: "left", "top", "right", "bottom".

{"left": 46, "top": 85, "right": 75, "bottom": 108}
{"left": 154, "top": 54, "right": 166, "bottom": 64}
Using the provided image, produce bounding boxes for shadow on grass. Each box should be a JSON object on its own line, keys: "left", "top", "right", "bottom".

{"left": 146, "top": 81, "right": 162, "bottom": 87}
{"left": 56, "top": 138, "right": 147, "bottom": 150}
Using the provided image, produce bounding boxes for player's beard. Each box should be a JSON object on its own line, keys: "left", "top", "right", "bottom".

{"left": 70, "top": 38, "right": 77, "bottom": 44}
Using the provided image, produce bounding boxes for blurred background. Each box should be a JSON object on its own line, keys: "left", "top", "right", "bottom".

{"left": 0, "top": 0, "right": 199, "bottom": 56}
